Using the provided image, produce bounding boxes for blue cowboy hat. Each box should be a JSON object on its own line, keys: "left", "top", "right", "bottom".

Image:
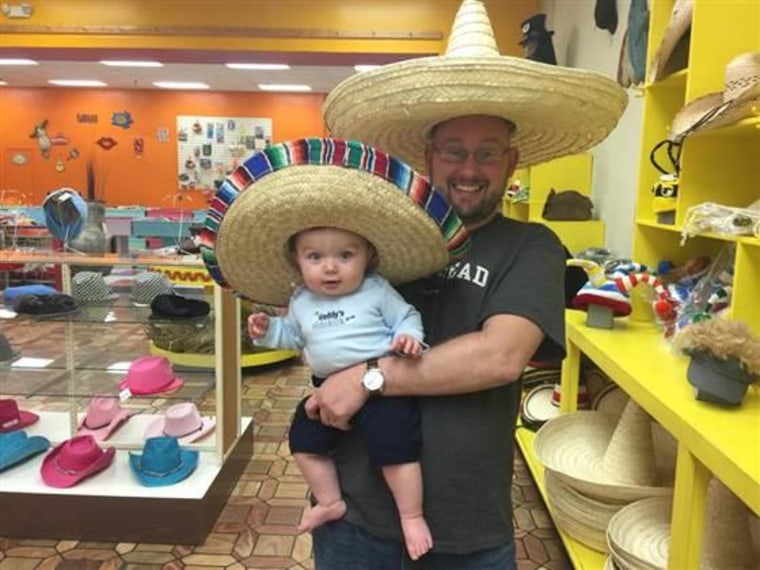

{"left": 129, "top": 436, "right": 199, "bottom": 487}
{"left": 42, "top": 188, "right": 88, "bottom": 242}
{"left": 0, "top": 430, "right": 50, "bottom": 472}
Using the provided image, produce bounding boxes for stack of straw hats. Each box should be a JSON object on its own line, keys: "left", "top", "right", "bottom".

{"left": 604, "top": 478, "right": 759, "bottom": 569}
{"left": 534, "top": 398, "right": 675, "bottom": 552}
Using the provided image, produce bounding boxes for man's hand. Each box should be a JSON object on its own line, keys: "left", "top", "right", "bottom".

{"left": 305, "top": 361, "right": 368, "bottom": 430}
{"left": 391, "top": 334, "right": 423, "bottom": 358}
{"left": 247, "top": 312, "right": 270, "bottom": 339}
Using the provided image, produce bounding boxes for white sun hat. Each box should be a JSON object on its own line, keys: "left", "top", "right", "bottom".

{"left": 322, "top": 0, "right": 628, "bottom": 172}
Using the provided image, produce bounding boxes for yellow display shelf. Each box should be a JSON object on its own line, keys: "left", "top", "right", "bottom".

{"left": 150, "top": 343, "right": 297, "bottom": 368}
{"left": 563, "top": 310, "right": 760, "bottom": 515}
{"left": 514, "top": 426, "right": 608, "bottom": 570}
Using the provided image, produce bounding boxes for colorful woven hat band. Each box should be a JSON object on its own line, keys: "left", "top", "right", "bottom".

{"left": 200, "top": 138, "right": 469, "bottom": 304}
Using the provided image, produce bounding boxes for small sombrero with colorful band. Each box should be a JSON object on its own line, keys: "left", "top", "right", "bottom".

{"left": 200, "top": 138, "right": 469, "bottom": 306}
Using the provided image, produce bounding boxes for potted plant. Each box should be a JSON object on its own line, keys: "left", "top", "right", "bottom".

{"left": 673, "top": 317, "right": 760, "bottom": 405}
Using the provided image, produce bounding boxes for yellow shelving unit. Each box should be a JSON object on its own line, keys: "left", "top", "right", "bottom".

{"left": 503, "top": 153, "right": 606, "bottom": 254}
{"left": 516, "top": 2, "right": 759, "bottom": 569}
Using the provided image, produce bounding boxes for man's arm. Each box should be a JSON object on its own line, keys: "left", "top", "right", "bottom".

{"left": 307, "top": 312, "right": 543, "bottom": 427}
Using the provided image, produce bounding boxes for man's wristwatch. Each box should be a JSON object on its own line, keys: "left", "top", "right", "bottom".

{"left": 361, "top": 358, "right": 385, "bottom": 396}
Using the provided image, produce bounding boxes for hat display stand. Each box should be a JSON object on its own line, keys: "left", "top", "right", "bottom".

{"left": 686, "top": 352, "right": 755, "bottom": 406}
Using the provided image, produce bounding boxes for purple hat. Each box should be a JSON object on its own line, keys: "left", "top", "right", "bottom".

{"left": 0, "top": 399, "right": 39, "bottom": 433}
{"left": 144, "top": 402, "right": 215, "bottom": 444}
{"left": 40, "top": 435, "right": 115, "bottom": 488}
{"left": 119, "top": 356, "right": 184, "bottom": 396}
{"left": 77, "top": 395, "right": 133, "bottom": 441}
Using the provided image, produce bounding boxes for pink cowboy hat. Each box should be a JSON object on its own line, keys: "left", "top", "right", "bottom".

{"left": 77, "top": 395, "right": 133, "bottom": 441}
{"left": 0, "top": 398, "right": 39, "bottom": 433}
{"left": 118, "top": 356, "right": 184, "bottom": 396}
{"left": 144, "top": 402, "right": 216, "bottom": 444}
{"left": 40, "top": 434, "right": 115, "bottom": 488}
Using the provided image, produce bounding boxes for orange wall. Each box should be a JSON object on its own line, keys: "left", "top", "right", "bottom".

{"left": 0, "top": 89, "right": 327, "bottom": 208}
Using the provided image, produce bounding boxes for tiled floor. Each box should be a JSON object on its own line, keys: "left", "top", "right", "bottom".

{"left": 1, "top": 322, "right": 571, "bottom": 569}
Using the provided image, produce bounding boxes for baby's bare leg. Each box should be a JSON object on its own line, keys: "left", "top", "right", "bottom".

{"left": 294, "top": 452, "right": 347, "bottom": 531}
{"left": 382, "top": 462, "right": 433, "bottom": 560}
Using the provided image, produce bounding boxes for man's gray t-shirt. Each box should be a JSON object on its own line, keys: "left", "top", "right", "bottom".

{"left": 332, "top": 216, "right": 566, "bottom": 554}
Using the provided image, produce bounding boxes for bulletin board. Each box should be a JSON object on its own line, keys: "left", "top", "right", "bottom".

{"left": 176, "top": 115, "right": 272, "bottom": 191}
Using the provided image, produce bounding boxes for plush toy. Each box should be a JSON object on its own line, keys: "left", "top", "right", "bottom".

{"left": 673, "top": 317, "right": 760, "bottom": 405}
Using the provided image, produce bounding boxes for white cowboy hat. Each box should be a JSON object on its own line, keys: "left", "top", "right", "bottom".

{"left": 322, "top": 0, "right": 628, "bottom": 172}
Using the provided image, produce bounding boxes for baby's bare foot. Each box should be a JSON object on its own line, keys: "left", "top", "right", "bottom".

{"left": 298, "top": 499, "right": 347, "bottom": 532}
{"left": 401, "top": 515, "right": 433, "bottom": 560}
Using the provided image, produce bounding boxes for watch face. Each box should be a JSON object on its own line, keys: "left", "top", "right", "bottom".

{"left": 363, "top": 369, "right": 384, "bottom": 391}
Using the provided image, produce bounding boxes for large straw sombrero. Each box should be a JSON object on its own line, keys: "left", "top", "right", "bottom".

{"left": 534, "top": 399, "right": 674, "bottom": 501}
{"left": 323, "top": 0, "right": 628, "bottom": 172}
{"left": 200, "top": 138, "right": 469, "bottom": 306}
{"left": 669, "top": 52, "right": 760, "bottom": 141}
{"left": 606, "top": 496, "right": 672, "bottom": 570}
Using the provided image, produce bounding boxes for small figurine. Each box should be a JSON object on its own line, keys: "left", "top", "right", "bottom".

{"left": 29, "top": 119, "right": 52, "bottom": 159}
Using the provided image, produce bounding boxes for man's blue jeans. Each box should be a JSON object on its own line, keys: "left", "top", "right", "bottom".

{"left": 313, "top": 519, "right": 517, "bottom": 570}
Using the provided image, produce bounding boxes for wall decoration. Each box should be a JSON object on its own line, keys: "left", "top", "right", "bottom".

{"left": 77, "top": 113, "right": 98, "bottom": 124}
{"left": 112, "top": 111, "right": 134, "bottom": 129}
{"left": 157, "top": 128, "right": 170, "bottom": 143}
{"left": 50, "top": 133, "right": 70, "bottom": 146}
{"left": 176, "top": 115, "right": 271, "bottom": 190}
{"left": 10, "top": 152, "right": 30, "bottom": 166}
{"left": 55, "top": 156, "right": 65, "bottom": 172}
{"left": 67, "top": 148, "right": 80, "bottom": 161}
{"left": 134, "top": 138, "right": 144, "bottom": 157}
{"left": 29, "top": 119, "right": 51, "bottom": 159}
{"left": 96, "top": 136, "right": 118, "bottom": 151}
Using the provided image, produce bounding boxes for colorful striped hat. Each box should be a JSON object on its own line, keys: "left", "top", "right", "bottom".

{"left": 200, "top": 138, "right": 469, "bottom": 306}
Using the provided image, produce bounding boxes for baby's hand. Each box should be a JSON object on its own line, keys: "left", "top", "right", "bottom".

{"left": 248, "top": 313, "right": 270, "bottom": 339}
{"left": 391, "top": 334, "right": 423, "bottom": 358}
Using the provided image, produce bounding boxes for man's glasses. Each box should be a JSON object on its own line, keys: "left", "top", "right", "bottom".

{"left": 431, "top": 144, "right": 509, "bottom": 165}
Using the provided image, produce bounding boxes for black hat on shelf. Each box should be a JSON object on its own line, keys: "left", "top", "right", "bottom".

{"left": 518, "top": 13, "right": 558, "bottom": 65}
{"left": 12, "top": 294, "right": 80, "bottom": 317}
{"left": 150, "top": 294, "right": 210, "bottom": 321}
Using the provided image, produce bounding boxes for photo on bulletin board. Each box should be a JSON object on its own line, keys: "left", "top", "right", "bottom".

{"left": 176, "top": 115, "right": 272, "bottom": 191}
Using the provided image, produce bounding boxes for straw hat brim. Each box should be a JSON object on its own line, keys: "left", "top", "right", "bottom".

{"left": 201, "top": 139, "right": 468, "bottom": 306}
{"left": 647, "top": 0, "right": 693, "bottom": 84}
{"left": 606, "top": 497, "right": 672, "bottom": 570}
{"left": 545, "top": 468, "right": 623, "bottom": 552}
{"left": 323, "top": 56, "right": 628, "bottom": 172}
{"left": 533, "top": 411, "right": 673, "bottom": 501}
{"left": 669, "top": 90, "right": 760, "bottom": 141}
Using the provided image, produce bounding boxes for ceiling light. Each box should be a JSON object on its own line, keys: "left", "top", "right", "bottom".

{"left": 153, "top": 81, "right": 210, "bottom": 90}
{"left": 225, "top": 63, "right": 290, "bottom": 70}
{"left": 100, "top": 60, "right": 163, "bottom": 67}
{"left": 0, "top": 80, "right": 7, "bottom": 86}
{"left": 0, "top": 58, "right": 37, "bottom": 66}
{"left": 354, "top": 65, "right": 382, "bottom": 72}
{"left": 258, "top": 84, "right": 312, "bottom": 92}
{"left": 48, "top": 79, "right": 107, "bottom": 87}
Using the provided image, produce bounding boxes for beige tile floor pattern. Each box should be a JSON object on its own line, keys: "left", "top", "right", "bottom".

{"left": 1, "top": 351, "right": 571, "bottom": 569}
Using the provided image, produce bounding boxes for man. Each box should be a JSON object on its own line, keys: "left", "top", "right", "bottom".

{"left": 308, "top": 1, "right": 628, "bottom": 568}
